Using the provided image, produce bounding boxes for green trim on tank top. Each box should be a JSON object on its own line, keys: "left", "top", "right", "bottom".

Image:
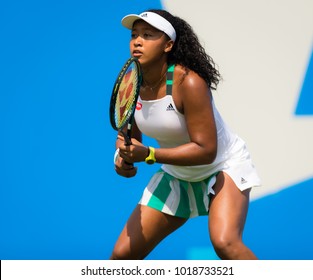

{"left": 166, "top": 64, "right": 175, "bottom": 95}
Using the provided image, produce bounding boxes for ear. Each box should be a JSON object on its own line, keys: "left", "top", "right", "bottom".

{"left": 164, "top": 40, "right": 174, "bottom": 53}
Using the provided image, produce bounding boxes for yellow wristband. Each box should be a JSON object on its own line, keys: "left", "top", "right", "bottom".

{"left": 145, "top": 147, "right": 156, "bottom": 165}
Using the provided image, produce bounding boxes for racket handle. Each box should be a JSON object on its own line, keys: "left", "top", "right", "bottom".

{"left": 121, "top": 131, "right": 132, "bottom": 146}
{"left": 119, "top": 131, "right": 134, "bottom": 167}
{"left": 124, "top": 146, "right": 134, "bottom": 167}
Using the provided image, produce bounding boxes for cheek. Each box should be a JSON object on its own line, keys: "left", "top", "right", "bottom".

{"left": 129, "top": 41, "right": 134, "bottom": 52}
{"left": 148, "top": 42, "right": 168, "bottom": 56}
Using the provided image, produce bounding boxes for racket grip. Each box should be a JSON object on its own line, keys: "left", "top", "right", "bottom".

{"left": 120, "top": 131, "right": 134, "bottom": 167}
{"left": 120, "top": 130, "right": 132, "bottom": 146}
{"left": 124, "top": 144, "right": 134, "bottom": 167}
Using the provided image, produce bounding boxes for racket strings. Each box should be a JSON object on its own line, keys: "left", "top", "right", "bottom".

{"left": 114, "top": 63, "right": 140, "bottom": 128}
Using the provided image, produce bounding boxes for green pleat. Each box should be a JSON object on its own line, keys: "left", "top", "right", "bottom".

{"left": 146, "top": 172, "right": 172, "bottom": 212}
{"left": 174, "top": 180, "right": 191, "bottom": 217}
{"left": 143, "top": 170, "right": 217, "bottom": 218}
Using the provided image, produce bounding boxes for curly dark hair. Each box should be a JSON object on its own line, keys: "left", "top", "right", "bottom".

{"left": 147, "top": 9, "right": 221, "bottom": 90}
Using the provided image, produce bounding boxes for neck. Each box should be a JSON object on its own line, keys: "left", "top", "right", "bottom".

{"left": 141, "top": 62, "right": 168, "bottom": 93}
{"left": 142, "top": 69, "right": 167, "bottom": 91}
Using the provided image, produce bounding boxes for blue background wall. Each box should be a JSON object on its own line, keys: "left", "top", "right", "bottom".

{"left": 1, "top": 0, "right": 312, "bottom": 260}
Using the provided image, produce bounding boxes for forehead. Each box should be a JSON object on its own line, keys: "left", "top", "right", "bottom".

{"left": 132, "top": 20, "right": 162, "bottom": 32}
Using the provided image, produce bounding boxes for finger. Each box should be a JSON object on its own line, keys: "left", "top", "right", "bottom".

{"left": 115, "top": 166, "right": 137, "bottom": 178}
{"left": 115, "top": 157, "right": 134, "bottom": 170}
{"left": 118, "top": 146, "right": 130, "bottom": 155}
{"left": 119, "top": 150, "right": 134, "bottom": 163}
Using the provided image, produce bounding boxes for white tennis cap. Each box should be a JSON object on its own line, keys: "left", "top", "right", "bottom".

{"left": 121, "top": 12, "right": 176, "bottom": 42}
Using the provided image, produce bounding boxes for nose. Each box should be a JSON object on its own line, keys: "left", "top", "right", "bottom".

{"left": 133, "top": 36, "right": 142, "bottom": 47}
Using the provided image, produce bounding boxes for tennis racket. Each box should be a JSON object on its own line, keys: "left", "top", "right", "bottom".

{"left": 109, "top": 57, "right": 142, "bottom": 164}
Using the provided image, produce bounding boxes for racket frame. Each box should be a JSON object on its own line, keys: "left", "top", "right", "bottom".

{"left": 109, "top": 57, "right": 142, "bottom": 167}
{"left": 109, "top": 57, "right": 142, "bottom": 145}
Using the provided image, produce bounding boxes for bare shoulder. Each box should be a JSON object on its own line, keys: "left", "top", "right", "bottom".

{"left": 174, "top": 65, "right": 209, "bottom": 93}
{"left": 173, "top": 65, "right": 211, "bottom": 113}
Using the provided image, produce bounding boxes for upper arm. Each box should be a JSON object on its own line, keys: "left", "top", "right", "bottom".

{"left": 178, "top": 72, "right": 217, "bottom": 159}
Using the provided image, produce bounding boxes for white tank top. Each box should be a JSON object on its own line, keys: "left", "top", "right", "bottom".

{"left": 134, "top": 93, "right": 248, "bottom": 182}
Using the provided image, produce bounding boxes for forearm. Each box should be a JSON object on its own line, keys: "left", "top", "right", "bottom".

{"left": 153, "top": 142, "right": 217, "bottom": 166}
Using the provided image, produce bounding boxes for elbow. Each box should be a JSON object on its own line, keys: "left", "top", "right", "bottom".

{"left": 202, "top": 144, "right": 217, "bottom": 165}
{"left": 206, "top": 150, "right": 217, "bottom": 164}
{"left": 195, "top": 136, "right": 217, "bottom": 165}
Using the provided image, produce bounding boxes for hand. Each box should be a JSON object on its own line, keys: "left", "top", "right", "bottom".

{"left": 117, "top": 135, "right": 149, "bottom": 163}
{"left": 114, "top": 152, "right": 137, "bottom": 178}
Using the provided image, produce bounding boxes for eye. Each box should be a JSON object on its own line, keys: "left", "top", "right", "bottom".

{"left": 131, "top": 33, "right": 138, "bottom": 39}
{"left": 143, "top": 32, "right": 152, "bottom": 38}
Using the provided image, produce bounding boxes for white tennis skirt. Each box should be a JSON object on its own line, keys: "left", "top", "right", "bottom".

{"left": 139, "top": 158, "right": 261, "bottom": 219}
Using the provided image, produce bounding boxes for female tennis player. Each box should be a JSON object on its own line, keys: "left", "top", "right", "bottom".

{"left": 111, "top": 9, "right": 261, "bottom": 260}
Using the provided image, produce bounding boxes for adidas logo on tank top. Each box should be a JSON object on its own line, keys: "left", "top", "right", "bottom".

{"left": 166, "top": 103, "right": 175, "bottom": 111}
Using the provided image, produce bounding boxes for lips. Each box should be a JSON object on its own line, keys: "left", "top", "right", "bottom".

{"left": 132, "top": 50, "right": 142, "bottom": 57}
